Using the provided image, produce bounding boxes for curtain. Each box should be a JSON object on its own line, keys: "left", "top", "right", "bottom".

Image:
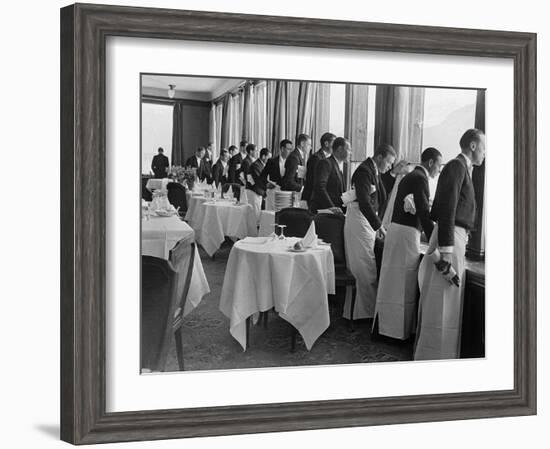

{"left": 345, "top": 84, "right": 369, "bottom": 162}
{"left": 215, "top": 102, "right": 223, "bottom": 154}
{"left": 242, "top": 83, "right": 254, "bottom": 143}
{"left": 270, "top": 81, "right": 287, "bottom": 156}
{"left": 171, "top": 101, "right": 185, "bottom": 166}
{"left": 374, "top": 85, "right": 425, "bottom": 162}
{"left": 296, "top": 82, "right": 318, "bottom": 143}
{"left": 286, "top": 82, "right": 300, "bottom": 145}
{"left": 220, "top": 95, "right": 231, "bottom": 150}
{"left": 209, "top": 103, "right": 217, "bottom": 160}
{"left": 229, "top": 92, "right": 243, "bottom": 147}
{"left": 253, "top": 82, "right": 267, "bottom": 149}
{"left": 311, "top": 83, "right": 330, "bottom": 153}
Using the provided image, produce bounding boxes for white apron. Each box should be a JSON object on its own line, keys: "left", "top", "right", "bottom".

{"left": 343, "top": 202, "right": 377, "bottom": 319}
{"left": 414, "top": 224, "right": 468, "bottom": 360}
{"left": 246, "top": 189, "right": 263, "bottom": 224}
{"left": 374, "top": 222, "right": 421, "bottom": 340}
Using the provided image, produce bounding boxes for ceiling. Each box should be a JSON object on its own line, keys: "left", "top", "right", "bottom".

{"left": 141, "top": 75, "right": 244, "bottom": 101}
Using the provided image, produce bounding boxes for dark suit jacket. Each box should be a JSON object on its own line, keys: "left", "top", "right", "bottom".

{"left": 240, "top": 155, "right": 254, "bottom": 177}
{"left": 351, "top": 158, "right": 387, "bottom": 231}
{"left": 151, "top": 154, "right": 169, "bottom": 178}
{"left": 246, "top": 159, "right": 267, "bottom": 197}
{"left": 228, "top": 153, "right": 245, "bottom": 184}
{"left": 381, "top": 171, "right": 397, "bottom": 197}
{"left": 185, "top": 156, "right": 208, "bottom": 181}
{"left": 430, "top": 154, "right": 476, "bottom": 247}
{"left": 212, "top": 160, "right": 228, "bottom": 187}
{"left": 202, "top": 157, "right": 213, "bottom": 184}
{"left": 392, "top": 166, "right": 434, "bottom": 240}
{"left": 302, "top": 149, "right": 327, "bottom": 202}
{"left": 281, "top": 148, "right": 305, "bottom": 192}
{"left": 309, "top": 155, "right": 345, "bottom": 213}
{"left": 261, "top": 156, "right": 285, "bottom": 187}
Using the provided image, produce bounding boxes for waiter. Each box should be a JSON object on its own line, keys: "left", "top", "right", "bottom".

{"left": 228, "top": 140, "right": 248, "bottom": 184}
{"left": 414, "top": 129, "right": 485, "bottom": 360}
{"left": 302, "top": 132, "right": 336, "bottom": 206}
{"left": 151, "top": 147, "right": 169, "bottom": 179}
{"left": 343, "top": 143, "right": 396, "bottom": 321}
{"left": 246, "top": 148, "right": 271, "bottom": 221}
{"left": 212, "top": 148, "right": 230, "bottom": 188}
{"left": 281, "top": 134, "right": 311, "bottom": 192}
{"left": 373, "top": 147, "right": 442, "bottom": 340}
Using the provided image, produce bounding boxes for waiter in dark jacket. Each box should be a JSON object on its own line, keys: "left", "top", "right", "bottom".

{"left": 309, "top": 137, "right": 350, "bottom": 213}
{"left": 302, "top": 132, "right": 335, "bottom": 206}
{"left": 228, "top": 140, "right": 248, "bottom": 184}
{"left": 261, "top": 139, "right": 292, "bottom": 188}
{"left": 415, "top": 129, "right": 485, "bottom": 361}
{"left": 212, "top": 148, "right": 230, "bottom": 187}
{"left": 374, "top": 147, "right": 442, "bottom": 341}
{"left": 246, "top": 147, "right": 271, "bottom": 221}
{"left": 185, "top": 147, "right": 208, "bottom": 181}
{"left": 342, "top": 143, "right": 396, "bottom": 321}
{"left": 281, "top": 134, "right": 311, "bottom": 192}
{"left": 151, "top": 147, "right": 169, "bottom": 178}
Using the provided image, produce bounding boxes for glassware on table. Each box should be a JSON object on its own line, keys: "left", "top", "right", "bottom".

{"left": 277, "top": 224, "right": 287, "bottom": 240}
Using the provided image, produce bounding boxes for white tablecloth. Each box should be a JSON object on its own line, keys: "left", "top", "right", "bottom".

{"left": 145, "top": 178, "right": 171, "bottom": 192}
{"left": 141, "top": 215, "right": 210, "bottom": 316}
{"left": 219, "top": 237, "right": 335, "bottom": 351}
{"left": 187, "top": 199, "right": 258, "bottom": 257}
{"left": 184, "top": 195, "right": 209, "bottom": 228}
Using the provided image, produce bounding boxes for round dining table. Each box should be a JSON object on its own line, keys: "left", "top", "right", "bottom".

{"left": 142, "top": 214, "right": 210, "bottom": 316}
{"left": 219, "top": 236, "right": 335, "bottom": 351}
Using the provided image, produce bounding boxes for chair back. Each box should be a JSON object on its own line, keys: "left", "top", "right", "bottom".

{"left": 140, "top": 237, "right": 195, "bottom": 371}
{"left": 314, "top": 213, "right": 346, "bottom": 267}
{"left": 166, "top": 182, "right": 188, "bottom": 216}
{"left": 141, "top": 176, "right": 152, "bottom": 201}
{"left": 275, "top": 207, "right": 314, "bottom": 238}
{"left": 222, "top": 183, "right": 241, "bottom": 201}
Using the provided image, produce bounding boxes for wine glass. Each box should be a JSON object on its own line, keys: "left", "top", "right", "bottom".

{"left": 278, "top": 224, "right": 287, "bottom": 240}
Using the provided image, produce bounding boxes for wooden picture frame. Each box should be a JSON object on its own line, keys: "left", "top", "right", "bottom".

{"left": 60, "top": 3, "right": 536, "bottom": 444}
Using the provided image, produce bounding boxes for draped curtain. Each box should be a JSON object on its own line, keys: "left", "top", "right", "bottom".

{"left": 270, "top": 81, "right": 287, "bottom": 156}
{"left": 220, "top": 95, "right": 232, "bottom": 150}
{"left": 209, "top": 104, "right": 217, "bottom": 160}
{"left": 215, "top": 103, "right": 223, "bottom": 153}
{"left": 345, "top": 84, "right": 369, "bottom": 162}
{"left": 171, "top": 101, "right": 185, "bottom": 166}
{"left": 241, "top": 83, "right": 255, "bottom": 143}
{"left": 253, "top": 82, "right": 267, "bottom": 149}
{"left": 311, "top": 83, "right": 330, "bottom": 153}
{"left": 374, "top": 85, "right": 425, "bottom": 162}
{"left": 296, "top": 82, "right": 318, "bottom": 145}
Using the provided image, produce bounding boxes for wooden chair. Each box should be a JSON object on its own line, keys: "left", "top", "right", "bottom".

{"left": 166, "top": 182, "right": 188, "bottom": 217}
{"left": 314, "top": 213, "right": 357, "bottom": 330}
{"left": 275, "top": 207, "right": 315, "bottom": 238}
{"left": 141, "top": 236, "right": 195, "bottom": 372}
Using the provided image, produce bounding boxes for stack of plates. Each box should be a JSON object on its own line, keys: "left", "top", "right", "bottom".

{"left": 274, "top": 190, "right": 293, "bottom": 211}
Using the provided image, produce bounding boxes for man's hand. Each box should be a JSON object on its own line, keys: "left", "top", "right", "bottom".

{"left": 376, "top": 226, "right": 387, "bottom": 240}
{"left": 329, "top": 207, "right": 344, "bottom": 215}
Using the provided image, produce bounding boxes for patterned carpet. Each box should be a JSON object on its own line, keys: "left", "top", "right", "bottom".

{"left": 163, "top": 240, "right": 413, "bottom": 372}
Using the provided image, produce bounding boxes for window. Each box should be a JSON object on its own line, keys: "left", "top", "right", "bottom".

{"left": 328, "top": 83, "right": 346, "bottom": 136}
{"left": 141, "top": 102, "right": 173, "bottom": 175}
{"left": 422, "top": 87, "right": 477, "bottom": 198}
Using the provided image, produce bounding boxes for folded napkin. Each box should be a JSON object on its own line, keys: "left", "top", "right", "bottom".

{"left": 341, "top": 188, "right": 356, "bottom": 205}
{"left": 302, "top": 221, "right": 318, "bottom": 248}
{"left": 404, "top": 194, "right": 416, "bottom": 214}
{"left": 246, "top": 174, "right": 255, "bottom": 185}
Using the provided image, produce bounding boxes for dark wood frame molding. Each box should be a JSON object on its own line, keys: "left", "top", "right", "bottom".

{"left": 60, "top": 3, "right": 537, "bottom": 444}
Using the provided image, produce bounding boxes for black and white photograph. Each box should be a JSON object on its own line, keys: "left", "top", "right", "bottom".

{"left": 140, "top": 74, "right": 486, "bottom": 373}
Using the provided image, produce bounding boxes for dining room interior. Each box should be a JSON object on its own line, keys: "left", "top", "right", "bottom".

{"left": 140, "top": 73, "right": 486, "bottom": 373}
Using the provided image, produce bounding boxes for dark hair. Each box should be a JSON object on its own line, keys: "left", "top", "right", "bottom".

{"left": 240, "top": 140, "right": 248, "bottom": 148}
{"left": 320, "top": 132, "right": 336, "bottom": 146}
{"left": 421, "top": 147, "right": 442, "bottom": 163}
{"left": 196, "top": 146, "right": 206, "bottom": 153}
{"left": 228, "top": 145, "right": 238, "bottom": 153}
{"left": 374, "top": 143, "right": 397, "bottom": 158}
{"left": 459, "top": 128, "right": 484, "bottom": 150}
{"left": 280, "top": 139, "right": 293, "bottom": 149}
{"left": 157, "top": 147, "right": 164, "bottom": 153}
{"left": 260, "top": 147, "right": 270, "bottom": 158}
{"left": 297, "top": 133, "right": 310, "bottom": 146}
{"left": 332, "top": 137, "right": 349, "bottom": 151}
{"left": 245, "top": 143, "right": 257, "bottom": 154}
{"left": 219, "top": 148, "right": 228, "bottom": 157}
